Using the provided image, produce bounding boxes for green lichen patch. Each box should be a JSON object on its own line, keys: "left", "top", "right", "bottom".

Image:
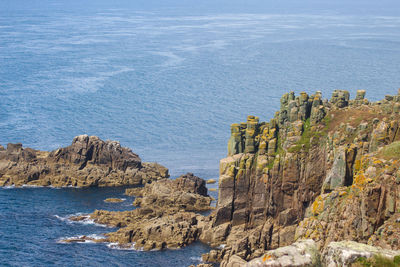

{"left": 288, "top": 117, "right": 328, "bottom": 153}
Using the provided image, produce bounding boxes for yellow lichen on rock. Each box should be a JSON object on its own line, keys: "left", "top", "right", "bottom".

{"left": 311, "top": 195, "right": 325, "bottom": 216}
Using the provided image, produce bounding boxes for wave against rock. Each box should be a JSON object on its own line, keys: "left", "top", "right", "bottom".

{"left": 68, "top": 173, "right": 213, "bottom": 251}
{"left": 0, "top": 135, "right": 168, "bottom": 187}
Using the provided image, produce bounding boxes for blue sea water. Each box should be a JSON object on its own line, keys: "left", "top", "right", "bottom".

{"left": 1, "top": 0, "right": 400, "bottom": 266}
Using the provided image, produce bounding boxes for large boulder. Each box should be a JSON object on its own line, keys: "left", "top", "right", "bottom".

{"left": 322, "top": 241, "right": 400, "bottom": 267}
{"left": 221, "top": 239, "right": 319, "bottom": 267}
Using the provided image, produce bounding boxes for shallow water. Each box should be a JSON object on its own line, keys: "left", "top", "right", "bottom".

{"left": 1, "top": 0, "right": 400, "bottom": 266}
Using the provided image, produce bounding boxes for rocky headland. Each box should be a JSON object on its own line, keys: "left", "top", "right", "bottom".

{"left": 199, "top": 89, "right": 400, "bottom": 266}
{"left": 4, "top": 90, "right": 400, "bottom": 266}
{"left": 0, "top": 134, "right": 168, "bottom": 187}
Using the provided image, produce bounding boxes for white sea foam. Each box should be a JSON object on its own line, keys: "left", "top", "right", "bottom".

{"left": 21, "top": 184, "right": 44, "bottom": 188}
{"left": 106, "top": 242, "right": 143, "bottom": 251}
{"left": 2, "top": 185, "right": 15, "bottom": 189}
{"left": 54, "top": 213, "right": 110, "bottom": 228}
{"left": 189, "top": 256, "right": 202, "bottom": 262}
{"left": 49, "top": 186, "right": 62, "bottom": 190}
{"left": 56, "top": 236, "right": 83, "bottom": 244}
{"left": 54, "top": 214, "right": 69, "bottom": 222}
{"left": 66, "top": 185, "right": 81, "bottom": 188}
{"left": 218, "top": 244, "right": 226, "bottom": 249}
{"left": 57, "top": 234, "right": 106, "bottom": 244}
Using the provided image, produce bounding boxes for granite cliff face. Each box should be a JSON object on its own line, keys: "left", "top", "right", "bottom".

{"left": 0, "top": 135, "right": 168, "bottom": 187}
{"left": 200, "top": 89, "right": 400, "bottom": 266}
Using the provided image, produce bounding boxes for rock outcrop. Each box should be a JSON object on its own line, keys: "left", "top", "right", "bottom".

{"left": 130, "top": 173, "right": 212, "bottom": 212}
{"left": 322, "top": 241, "right": 400, "bottom": 267}
{"left": 221, "top": 239, "right": 400, "bottom": 267}
{"left": 0, "top": 135, "right": 169, "bottom": 187}
{"left": 68, "top": 173, "right": 212, "bottom": 251}
{"left": 222, "top": 239, "right": 319, "bottom": 267}
{"left": 199, "top": 89, "right": 400, "bottom": 265}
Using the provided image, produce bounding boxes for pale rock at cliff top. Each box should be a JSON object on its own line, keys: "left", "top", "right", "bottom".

{"left": 322, "top": 240, "right": 400, "bottom": 267}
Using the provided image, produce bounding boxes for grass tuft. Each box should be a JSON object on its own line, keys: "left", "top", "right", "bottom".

{"left": 352, "top": 255, "right": 400, "bottom": 267}
{"left": 379, "top": 141, "right": 400, "bottom": 160}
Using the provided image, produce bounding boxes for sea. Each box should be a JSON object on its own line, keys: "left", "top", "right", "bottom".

{"left": 0, "top": 0, "right": 400, "bottom": 266}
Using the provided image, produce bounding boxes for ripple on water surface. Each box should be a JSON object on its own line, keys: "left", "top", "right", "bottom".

{"left": 0, "top": 186, "right": 212, "bottom": 266}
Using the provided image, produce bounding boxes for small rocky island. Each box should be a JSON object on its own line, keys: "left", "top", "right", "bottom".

{"left": 3, "top": 90, "right": 400, "bottom": 266}
{"left": 0, "top": 134, "right": 168, "bottom": 187}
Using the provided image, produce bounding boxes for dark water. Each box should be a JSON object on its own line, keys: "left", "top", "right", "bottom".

{"left": 0, "top": 186, "right": 211, "bottom": 266}
{"left": 1, "top": 0, "right": 400, "bottom": 266}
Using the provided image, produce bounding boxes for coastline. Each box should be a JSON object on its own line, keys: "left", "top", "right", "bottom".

{"left": 3, "top": 90, "right": 400, "bottom": 266}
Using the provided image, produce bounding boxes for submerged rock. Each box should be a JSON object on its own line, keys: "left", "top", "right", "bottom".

{"left": 104, "top": 198, "right": 125, "bottom": 203}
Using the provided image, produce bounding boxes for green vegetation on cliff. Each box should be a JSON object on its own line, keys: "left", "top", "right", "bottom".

{"left": 379, "top": 141, "right": 400, "bottom": 160}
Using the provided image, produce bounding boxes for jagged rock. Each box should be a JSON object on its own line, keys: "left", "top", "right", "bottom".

{"left": 228, "top": 123, "right": 244, "bottom": 156}
{"left": 0, "top": 135, "right": 169, "bottom": 187}
{"left": 245, "top": 118, "right": 259, "bottom": 154}
{"left": 124, "top": 187, "right": 143, "bottom": 196}
{"left": 140, "top": 162, "right": 169, "bottom": 184}
{"left": 105, "top": 211, "right": 203, "bottom": 251}
{"left": 369, "top": 120, "right": 395, "bottom": 152}
{"left": 310, "top": 93, "right": 325, "bottom": 125}
{"left": 51, "top": 135, "right": 141, "bottom": 171}
{"left": 296, "top": 147, "right": 400, "bottom": 252}
{"left": 174, "top": 172, "right": 209, "bottom": 196}
{"left": 322, "top": 146, "right": 347, "bottom": 192}
{"left": 221, "top": 255, "right": 247, "bottom": 267}
{"left": 331, "top": 90, "right": 350, "bottom": 108}
{"left": 70, "top": 172, "right": 212, "bottom": 251}
{"left": 322, "top": 241, "right": 400, "bottom": 267}
{"left": 200, "top": 221, "right": 231, "bottom": 247}
{"left": 355, "top": 90, "right": 366, "bottom": 100}
{"left": 130, "top": 173, "right": 212, "bottom": 212}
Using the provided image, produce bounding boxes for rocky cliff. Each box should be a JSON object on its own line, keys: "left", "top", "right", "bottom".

{"left": 10, "top": 90, "right": 400, "bottom": 266}
{"left": 200, "top": 89, "right": 400, "bottom": 265}
{"left": 0, "top": 135, "right": 168, "bottom": 187}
